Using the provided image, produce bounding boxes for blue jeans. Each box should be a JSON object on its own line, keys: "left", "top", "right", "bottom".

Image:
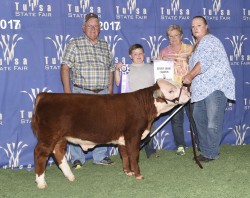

{"left": 170, "top": 105, "right": 186, "bottom": 148}
{"left": 193, "top": 90, "right": 227, "bottom": 159}
{"left": 70, "top": 87, "right": 108, "bottom": 164}
{"left": 169, "top": 102, "right": 197, "bottom": 148}
{"left": 143, "top": 124, "right": 157, "bottom": 158}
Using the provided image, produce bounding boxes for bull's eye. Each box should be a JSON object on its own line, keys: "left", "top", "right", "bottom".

{"left": 169, "top": 90, "right": 174, "bottom": 94}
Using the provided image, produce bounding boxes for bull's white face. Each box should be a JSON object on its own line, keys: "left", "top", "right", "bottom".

{"left": 153, "top": 79, "right": 190, "bottom": 115}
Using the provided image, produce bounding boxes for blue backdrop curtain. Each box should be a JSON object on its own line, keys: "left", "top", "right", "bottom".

{"left": 0, "top": 0, "right": 249, "bottom": 169}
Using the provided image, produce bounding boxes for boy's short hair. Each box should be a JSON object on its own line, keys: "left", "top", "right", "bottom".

{"left": 129, "top": 44, "right": 144, "bottom": 55}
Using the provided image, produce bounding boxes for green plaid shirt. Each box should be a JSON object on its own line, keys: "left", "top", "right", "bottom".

{"left": 62, "top": 34, "right": 115, "bottom": 89}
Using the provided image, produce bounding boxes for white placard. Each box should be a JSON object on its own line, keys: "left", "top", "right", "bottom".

{"left": 153, "top": 60, "right": 174, "bottom": 82}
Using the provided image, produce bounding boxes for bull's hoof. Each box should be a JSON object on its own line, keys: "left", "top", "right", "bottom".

{"left": 135, "top": 175, "right": 144, "bottom": 180}
{"left": 67, "top": 175, "right": 75, "bottom": 182}
{"left": 124, "top": 169, "right": 134, "bottom": 176}
{"left": 36, "top": 182, "right": 48, "bottom": 189}
{"left": 125, "top": 172, "right": 134, "bottom": 176}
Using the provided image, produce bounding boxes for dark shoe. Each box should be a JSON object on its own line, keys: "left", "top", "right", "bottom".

{"left": 93, "top": 157, "right": 114, "bottom": 165}
{"left": 72, "top": 160, "right": 83, "bottom": 169}
{"left": 194, "top": 154, "right": 214, "bottom": 162}
{"left": 148, "top": 153, "right": 160, "bottom": 158}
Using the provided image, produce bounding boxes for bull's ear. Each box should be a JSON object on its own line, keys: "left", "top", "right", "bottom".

{"left": 153, "top": 90, "right": 161, "bottom": 99}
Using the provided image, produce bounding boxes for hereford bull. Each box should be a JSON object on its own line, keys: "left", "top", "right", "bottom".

{"left": 32, "top": 79, "right": 190, "bottom": 189}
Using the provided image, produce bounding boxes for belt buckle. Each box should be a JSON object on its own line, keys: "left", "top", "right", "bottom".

{"left": 92, "top": 89, "right": 103, "bottom": 93}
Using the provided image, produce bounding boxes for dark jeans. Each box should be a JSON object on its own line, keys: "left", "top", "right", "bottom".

{"left": 169, "top": 102, "right": 198, "bottom": 148}
{"left": 143, "top": 134, "right": 156, "bottom": 158}
{"left": 193, "top": 90, "right": 227, "bottom": 159}
{"left": 142, "top": 102, "right": 198, "bottom": 155}
{"left": 143, "top": 124, "right": 157, "bottom": 158}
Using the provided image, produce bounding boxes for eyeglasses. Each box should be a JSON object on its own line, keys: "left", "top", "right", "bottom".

{"left": 168, "top": 34, "right": 181, "bottom": 39}
{"left": 86, "top": 25, "right": 100, "bottom": 30}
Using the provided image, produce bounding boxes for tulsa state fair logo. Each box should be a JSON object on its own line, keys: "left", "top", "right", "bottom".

{"left": 21, "top": 87, "right": 52, "bottom": 107}
{"left": 243, "top": 7, "right": 250, "bottom": 20}
{"left": 154, "top": 129, "right": 170, "bottom": 150}
{"left": 0, "top": 34, "right": 28, "bottom": 71}
{"left": 115, "top": 0, "right": 148, "bottom": 20}
{"left": 141, "top": 35, "right": 167, "bottom": 62}
{"left": 0, "top": 141, "right": 29, "bottom": 169}
{"left": 202, "top": 0, "right": 231, "bottom": 21}
{"left": 20, "top": 87, "right": 52, "bottom": 124}
{"left": 160, "top": 0, "right": 190, "bottom": 20}
{"left": 243, "top": 81, "right": 250, "bottom": 111}
{"left": 14, "top": 0, "right": 52, "bottom": 17}
{"left": 183, "top": 36, "right": 195, "bottom": 46}
{"left": 225, "top": 35, "right": 249, "bottom": 65}
{"left": 67, "top": 0, "right": 100, "bottom": 18}
{"left": 104, "top": 35, "right": 123, "bottom": 58}
{"left": 229, "top": 125, "right": 250, "bottom": 145}
{"left": 0, "top": 34, "right": 22, "bottom": 65}
{"left": 44, "top": 35, "right": 72, "bottom": 70}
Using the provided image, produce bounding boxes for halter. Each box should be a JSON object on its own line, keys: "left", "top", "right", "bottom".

{"left": 154, "top": 84, "right": 184, "bottom": 104}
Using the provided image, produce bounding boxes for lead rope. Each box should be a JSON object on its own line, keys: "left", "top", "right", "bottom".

{"left": 150, "top": 84, "right": 203, "bottom": 169}
{"left": 186, "top": 85, "right": 203, "bottom": 169}
{"left": 149, "top": 84, "right": 203, "bottom": 168}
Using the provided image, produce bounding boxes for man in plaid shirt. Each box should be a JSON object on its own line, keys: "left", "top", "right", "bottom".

{"left": 61, "top": 13, "right": 115, "bottom": 169}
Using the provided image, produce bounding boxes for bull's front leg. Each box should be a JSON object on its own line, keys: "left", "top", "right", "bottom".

{"left": 127, "top": 141, "right": 144, "bottom": 180}
{"left": 118, "top": 145, "right": 133, "bottom": 176}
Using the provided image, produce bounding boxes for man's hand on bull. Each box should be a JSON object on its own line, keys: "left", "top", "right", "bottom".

{"left": 182, "top": 73, "right": 193, "bottom": 85}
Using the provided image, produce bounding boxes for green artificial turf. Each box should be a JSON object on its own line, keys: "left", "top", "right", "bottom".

{"left": 0, "top": 144, "right": 249, "bottom": 198}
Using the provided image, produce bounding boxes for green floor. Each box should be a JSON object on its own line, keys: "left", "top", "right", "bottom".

{"left": 0, "top": 144, "right": 249, "bottom": 198}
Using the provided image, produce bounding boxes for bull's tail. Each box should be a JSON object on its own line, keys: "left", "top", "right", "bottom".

{"left": 31, "top": 93, "right": 43, "bottom": 138}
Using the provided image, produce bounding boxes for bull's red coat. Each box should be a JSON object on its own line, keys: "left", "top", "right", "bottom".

{"left": 32, "top": 79, "right": 190, "bottom": 189}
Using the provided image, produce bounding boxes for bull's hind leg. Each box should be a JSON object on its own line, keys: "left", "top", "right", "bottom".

{"left": 118, "top": 145, "right": 133, "bottom": 176}
{"left": 34, "top": 142, "right": 53, "bottom": 189}
{"left": 53, "top": 139, "right": 75, "bottom": 182}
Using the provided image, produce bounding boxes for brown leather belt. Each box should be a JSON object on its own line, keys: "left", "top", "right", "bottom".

{"left": 73, "top": 84, "right": 104, "bottom": 93}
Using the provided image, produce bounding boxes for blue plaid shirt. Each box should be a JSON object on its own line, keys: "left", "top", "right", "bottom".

{"left": 62, "top": 34, "right": 115, "bottom": 89}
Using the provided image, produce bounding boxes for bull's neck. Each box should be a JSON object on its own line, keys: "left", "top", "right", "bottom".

{"left": 135, "top": 86, "right": 158, "bottom": 122}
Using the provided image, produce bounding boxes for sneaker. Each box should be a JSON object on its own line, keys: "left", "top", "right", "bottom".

{"left": 93, "top": 156, "right": 114, "bottom": 165}
{"left": 176, "top": 146, "right": 185, "bottom": 156}
{"left": 72, "top": 160, "right": 83, "bottom": 169}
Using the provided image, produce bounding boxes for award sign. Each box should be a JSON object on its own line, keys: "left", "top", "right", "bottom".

{"left": 153, "top": 60, "right": 174, "bottom": 82}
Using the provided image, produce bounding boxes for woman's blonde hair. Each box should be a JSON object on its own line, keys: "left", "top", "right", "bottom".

{"left": 166, "top": 24, "right": 183, "bottom": 37}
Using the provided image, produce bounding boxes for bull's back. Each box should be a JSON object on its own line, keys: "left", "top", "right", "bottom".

{"left": 31, "top": 91, "right": 154, "bottom": 142}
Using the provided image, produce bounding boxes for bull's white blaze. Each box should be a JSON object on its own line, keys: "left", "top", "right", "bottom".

{"left": 59, "top": 156, "right": 75, "bottom": 182}
{"left": 36, "top": 172, "right": 47, "bottom": 189}
{"left": 157, "top": 79, "right": 178, "bottom": 101}
{"left": 154, "top": 100, "right": 176, "bottom": 116}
